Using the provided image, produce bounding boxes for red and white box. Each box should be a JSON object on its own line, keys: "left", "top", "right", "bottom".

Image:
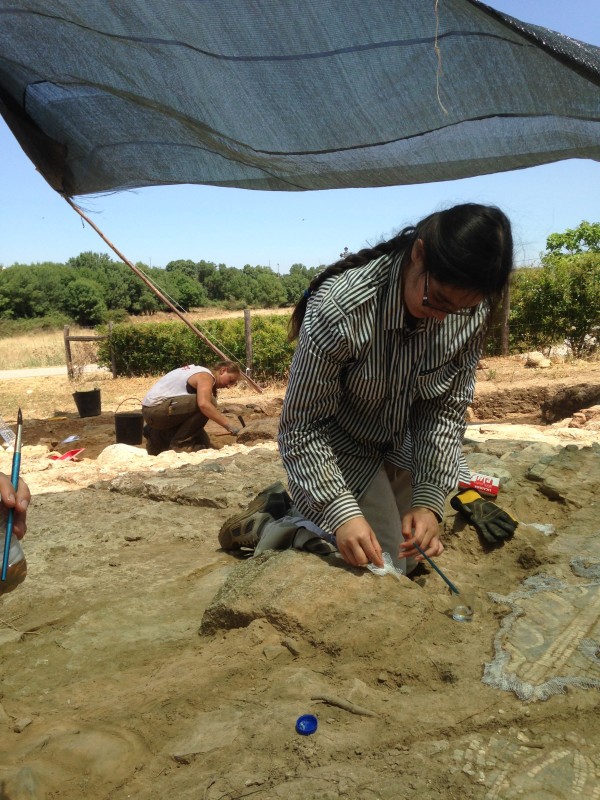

{"left": 458, "top": 472, "right": 500, "bottom": 497}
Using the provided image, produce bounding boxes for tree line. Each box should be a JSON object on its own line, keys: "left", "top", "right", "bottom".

{"left": 1, "top": 221, "right": 599, "bottom": 357}
{"left": 0, "top": 252, "right": 322, "bottom": 326}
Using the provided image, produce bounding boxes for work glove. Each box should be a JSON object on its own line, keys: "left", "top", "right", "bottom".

{"left": 226, "top": 424, "right": 241, "bottom": 436}
{"left": 450, "top": 489, "right": 517, "bottom": 544}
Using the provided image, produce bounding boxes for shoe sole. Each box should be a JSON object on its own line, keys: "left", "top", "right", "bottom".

{"left": 218, "top": 481, "right": 291, "bottom": 549}
{"left": 219, "top": 511, "right": 272, "bottom": 550}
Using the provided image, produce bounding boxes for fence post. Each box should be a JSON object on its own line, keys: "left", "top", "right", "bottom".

{"left": 64, "top": 325, "right": 74, "bottom": 379}
{"left": 244, "top": 309, "right": 253, "bottom": 378}
{"left": 108, "top": 321, "right": 118, "bottom": 378}
{"left": 501, "top": 285, "right": 510, "bottom": 356}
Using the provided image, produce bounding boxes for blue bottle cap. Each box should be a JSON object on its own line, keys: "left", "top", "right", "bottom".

{"left": 295, "top": 714, "right": 318, "bottom": 735}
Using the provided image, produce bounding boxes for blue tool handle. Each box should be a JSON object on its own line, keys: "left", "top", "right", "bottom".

{"left": 413, "top": 541, "right": 460, "bottom": 595}
{"left": 10, "top": 450, "right": 21, "bottom": 487}
{"left": 1, "top": 450, "right": 21, "bottom": 581}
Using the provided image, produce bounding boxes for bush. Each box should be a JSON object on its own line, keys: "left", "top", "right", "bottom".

{"left": 507, "top": 254, "right": 600, "bottom": 355}
{"left": 98, "top": 314, "right": 295, "bottom": 380}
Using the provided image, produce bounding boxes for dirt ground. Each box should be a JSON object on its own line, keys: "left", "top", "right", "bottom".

{"left": 0, "top": 356, "right": 599, "bottom": 799}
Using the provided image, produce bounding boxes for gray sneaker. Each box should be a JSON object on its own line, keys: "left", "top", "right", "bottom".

{"left": 218, "top": 481, "right": 292, "bottom": 550}
{"left": 218, "top": 511, "right": 273, "bottom": 550}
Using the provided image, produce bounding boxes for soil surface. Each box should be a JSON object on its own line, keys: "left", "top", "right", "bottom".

{"left": 1, "top": 355, "right": 599, "bottom": 799}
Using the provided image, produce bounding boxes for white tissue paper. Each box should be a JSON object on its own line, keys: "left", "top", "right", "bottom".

{"left": 527, "top": 523, "right": 556, "bottom": 536}
{"left": 366, "top": 551, "right": 404, "bottom": 580}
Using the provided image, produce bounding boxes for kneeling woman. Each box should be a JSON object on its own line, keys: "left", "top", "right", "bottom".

{"left": 278, "top": 203, "right": 514, "bottom": 574}
{"left": 142, "top": 360, "right": 241, "bottom": 455}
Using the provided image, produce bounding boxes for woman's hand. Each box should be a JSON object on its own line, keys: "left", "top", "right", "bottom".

{"left": 0, "top": 473, "right": 30, "bottom": 540}
{"left": 335, "top": 516, "right": 383, "bottom": 568}
{"left": 399, "top": 506, "right": 443, "bottom": 560}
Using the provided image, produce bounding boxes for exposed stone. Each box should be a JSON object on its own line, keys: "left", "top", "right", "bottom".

{"left": 526, "top": 442, "right": 600, "bottom": 513}
{"left": 199, "top": 549, "right": 423, "bottom": 656}
{"left": 106, "top": 454, "right": 287, "bottom": 509}
{"left": 236, "top": 418, "right": 280, "bottom": 444}
{"left": 525, "top": 352, "right": 546, "bottom": 367}
{"left": 568, "top": 404, "right": 600, "bottom": 429}
{"left": 541, "top": 384, "right": 600, "bottom": 423}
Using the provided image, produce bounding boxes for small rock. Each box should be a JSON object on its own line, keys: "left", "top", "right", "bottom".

{"left": 262, "top": 645, "right": 288, "bottom": 661}
{"left": 524, "top": 351, "right": 545, "bottom": 367}
{"left": 13, "top": 717, "right": 33, "bottom": 733}
{"left": 281, "top": 638, "right": 301, "bottom": 657}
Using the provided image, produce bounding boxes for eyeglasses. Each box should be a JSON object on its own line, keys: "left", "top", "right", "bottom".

{"left": 422, "top": 271, "right": 478, "bottom": 317}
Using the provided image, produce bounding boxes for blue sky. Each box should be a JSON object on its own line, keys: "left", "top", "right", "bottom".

{"left": 0, "top": 1, "right": 599, "bottom": 272}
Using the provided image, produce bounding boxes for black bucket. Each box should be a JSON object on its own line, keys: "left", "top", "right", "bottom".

{"left": 73, "top": 388, "right": 101, "bottom": 418}
{"left": 115, "top": 398, "right": 144, "bottom": 445}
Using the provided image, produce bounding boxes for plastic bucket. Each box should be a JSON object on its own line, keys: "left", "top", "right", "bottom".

{"left": 115, "top": 398, "right": 144, "bottom": 445}
{"left": 73, "top": 388, "right": 101, "bottom": 418}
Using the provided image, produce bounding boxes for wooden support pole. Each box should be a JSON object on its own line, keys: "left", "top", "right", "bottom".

{"left": 64, "top": 325, "right": 74, "bottom": 380}
{"left": 108, "top": 321, "right": 118, "bottom": 378}
{"left": 244, "top": 309, "right": 253, "bottom": 379}
{"left": 501, "top": 284, "right": 510, "bottom": 356}
{"left": 64, "top": 197, "right": 263, "bottom": 393}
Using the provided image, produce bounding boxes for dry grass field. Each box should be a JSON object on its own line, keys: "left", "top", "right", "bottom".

{"left": 0, "top": 307, "right": 292, "bottom": 370}
{"left": 0, "top": 328, "right": 88, "bottom": 369}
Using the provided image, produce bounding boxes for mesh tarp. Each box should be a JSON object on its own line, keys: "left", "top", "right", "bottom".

{"left": 0, "top": 0, "right": 599, "bottom": 197}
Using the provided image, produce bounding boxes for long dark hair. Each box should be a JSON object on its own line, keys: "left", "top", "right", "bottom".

{"left": 289, "top": 203, "right": 513, "bottom": 340}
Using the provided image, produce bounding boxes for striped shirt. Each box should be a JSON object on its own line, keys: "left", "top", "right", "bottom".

{"left": 278, "top": 251, "right": 486, "bottom": 535}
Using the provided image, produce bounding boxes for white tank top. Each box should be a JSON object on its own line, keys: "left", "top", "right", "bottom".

{"left": 142, "top": 365, "right": 214, "bottom": 407}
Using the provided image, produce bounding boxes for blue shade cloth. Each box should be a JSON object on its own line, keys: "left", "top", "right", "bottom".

{"left": 0, "top": 0, "right": 599, "bottom": 197}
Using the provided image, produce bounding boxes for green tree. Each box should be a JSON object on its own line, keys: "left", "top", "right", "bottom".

{"left": 165, "top": 259, "right": 198, "bottom": 278}
{"left": 544, "top": 220, "right": 600, "bottom": 256}
{"left": 509, "top": 255, "right": 600, "bottom": 357}
{"left": 146, "top": 268, "right": 207, "bottom": 311}
{"left": 0, "top": 263, "right": 69, "bottom": 319}
{"left": 67, "top": 252, "right": 139, "bottom": 312}
{"left": 196, "top": 260, "right": 218, "bottom": 283}
{"left": 281, "top": 263, "right": 320, "bottom": 304}
{"left": 61, "top": 278, "right": 108, "bottom": 325}
{"left": 241, "top": 265, "right": 287, "bottom": 307}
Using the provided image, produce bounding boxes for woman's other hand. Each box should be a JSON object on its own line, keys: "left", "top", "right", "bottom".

{"left": 399, "top": 507, "right": 443, "bottom": 560}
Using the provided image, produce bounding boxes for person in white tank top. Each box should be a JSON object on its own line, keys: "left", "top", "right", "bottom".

{"left": 141, "top": 361, "right": 241, "bottom": 455}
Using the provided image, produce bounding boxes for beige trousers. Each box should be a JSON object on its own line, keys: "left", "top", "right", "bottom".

{"left": 358, "top": 465, "right": 418, "bottom": 575}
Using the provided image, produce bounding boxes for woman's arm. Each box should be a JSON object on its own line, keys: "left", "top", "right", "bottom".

{"left": 408, "top": 320, "right": 485, "bottom": 519}
{"left": 187, "top": 372, "right": 239, "bottom": 434}
{"left": 279, "top": 319, "right": 359, "bottom": 529}
{"left": 280, "top": 332, "right": 383, "bottom": 567}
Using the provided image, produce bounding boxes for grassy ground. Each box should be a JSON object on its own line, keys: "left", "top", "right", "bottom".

{"left": 0, "top": 308, "right": 291, "bottom": 370}
{"left": 0, "top": 328, "right": 87, "bottom": 369}
{"left": 0, "top": 371, "right": 284, "bottom": 424}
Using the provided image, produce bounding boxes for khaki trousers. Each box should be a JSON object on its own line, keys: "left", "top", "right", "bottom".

{"left": 142, "top": 395, "right": 211, "bottom": 454}
{"left": 357, "top": 465, "right": 418, "bottom": 575}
